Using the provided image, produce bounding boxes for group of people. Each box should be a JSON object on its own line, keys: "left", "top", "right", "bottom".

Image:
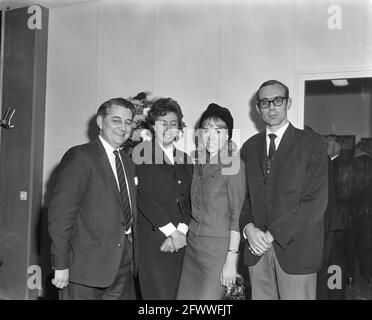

{"left": 48, "top": 79, "right": 331, "bottom": 300}
{"left": 316, "top": 134, "right": 372, "bottom": 299}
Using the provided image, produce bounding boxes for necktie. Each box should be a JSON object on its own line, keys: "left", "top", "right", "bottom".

{"left": 113, "top": 150, "right": 132, "bottom": 231}
{"left": 266, "top": 133, "right": 277, "bottom": 174}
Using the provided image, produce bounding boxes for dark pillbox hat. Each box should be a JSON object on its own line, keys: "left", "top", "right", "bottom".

{"left": 199, "top": 103, "right": 234, "bottom": 140}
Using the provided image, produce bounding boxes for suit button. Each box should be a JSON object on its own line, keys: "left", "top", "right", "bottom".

{"left": 178, "top": 180, "right": 181, "bottom": 184}
{"left": 118, "top": 243, "right": 122, "bottom": 247}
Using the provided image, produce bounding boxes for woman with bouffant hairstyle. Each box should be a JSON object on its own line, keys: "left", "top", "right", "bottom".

{"left": 135, "top": 97, "right": 192, "bottom": 300}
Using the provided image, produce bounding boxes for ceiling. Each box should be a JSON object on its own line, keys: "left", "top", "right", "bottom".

{"left": 0, "top": 0, "right": 99, "bottom": 10}
{"left": 305, "top": 77, "right": 372, "bottom": 96}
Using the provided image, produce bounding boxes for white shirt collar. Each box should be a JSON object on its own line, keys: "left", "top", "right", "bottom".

{"left": 99, "top": 135, "right": 119, "bottom": 157}
{"left": 265, "top": 121, "right": 290, "bottom": 154}
{"left": 266, "top": 121, "right": 289, "bottom": 141}
{"left": 159, "top": 142, "right": 175, "bottom": 165}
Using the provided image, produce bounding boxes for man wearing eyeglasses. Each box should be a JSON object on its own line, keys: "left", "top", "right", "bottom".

{"left": 239, "top": 80, "right": 328, "bottom": 299}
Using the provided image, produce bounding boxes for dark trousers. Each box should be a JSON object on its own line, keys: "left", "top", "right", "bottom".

{"left": 317, "top": 230, "right": 346, "bottom": 300}
{"left": 317, "top": 232, "right": 334, "bottom": 300}
{"left": 345, "top": 220, "right": 358, "bottom": 280}
{"left": 60, "top": 234, "right": 133, "bottom": 300}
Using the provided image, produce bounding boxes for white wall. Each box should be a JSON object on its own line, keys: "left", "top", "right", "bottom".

{"left": 43, "top": 0, "right": 372, "bottom": 198}
{"left": 305, "top": 92, "right": 372, "bottom": 140}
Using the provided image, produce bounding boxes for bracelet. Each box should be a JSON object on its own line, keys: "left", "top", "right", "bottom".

{"left": 228, "top": 249, "right": 239, "bottom": 254}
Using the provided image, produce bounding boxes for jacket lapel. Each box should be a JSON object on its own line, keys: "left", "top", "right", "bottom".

{"left": 153, "top": 141, "right": 173, "bottom": 165}
{"left": 256, "top": 132, "right": 267, "bottom": 179}
{"left": 94, "top": 138, "right": 123, "bottom": 207}
{"left": 268, "top": 123, "right": 295, "bottom": 178}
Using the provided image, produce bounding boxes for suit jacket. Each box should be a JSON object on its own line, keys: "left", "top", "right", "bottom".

{"left": 135, "top": 141, "right": 192, "bottom": 230}
{"left": 189, "top": 150, "right": 246, "bottom": 238}
{"left": 239, "top": 123, "right": 328, "bottom": 274}
{"left": 324, "top": 157, "right": 344, "bottom": 234}
{"left": 48, "top": 137, "right": 138, "bottom": 288}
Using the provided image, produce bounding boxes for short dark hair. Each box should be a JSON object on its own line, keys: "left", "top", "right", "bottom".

{"left": 256, "top": 80, "right": 289, "bottom": 100}
{"left": 97, "top": 97, "right": 135, "bottom": 118}
{"left": 146, "top": 97, "right": 184, "bottom": 131}
{"left": 326, "top": 134, "right": 341, "bottom": 145}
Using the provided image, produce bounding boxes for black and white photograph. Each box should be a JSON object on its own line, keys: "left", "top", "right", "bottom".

{"left": 0, "top": 0, "right": 372, "bottom": 308}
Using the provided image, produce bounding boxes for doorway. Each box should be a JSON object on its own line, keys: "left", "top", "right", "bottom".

{"left": 301, "top": 71, "right": 372, "bottom": 300}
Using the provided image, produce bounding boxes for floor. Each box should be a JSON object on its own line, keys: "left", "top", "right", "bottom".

{"left": 345, "top": 265, "right": 372, "bottom": 300}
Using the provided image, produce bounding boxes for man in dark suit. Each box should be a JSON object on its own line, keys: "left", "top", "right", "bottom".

{"left": 316, "top": 135, "right": 345, "bottom": 299}
{"left": 239, "top": 80, "right": 328, "bottom": 299}
{"left": 48, "top": 97, "right": 137, "bottom": 300}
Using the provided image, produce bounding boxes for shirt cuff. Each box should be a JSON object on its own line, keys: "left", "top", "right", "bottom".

{"left": 243, "top": 225, "right": 249, "bottom": 240}
{"left": 177, "top": 223, "right": 189, "bottom": 235}
{"left": 159, "top": 223, "right": 177, "bottom": 237}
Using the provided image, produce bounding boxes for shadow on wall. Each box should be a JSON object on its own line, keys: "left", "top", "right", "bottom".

{"left": 37, "top": 114, "right": 98, "bottom": 300}
{"left": 87, "top": 114, "right": 99, "bottom": 142}
{"left": 248, "top": 93, "right": 265, "bottom": 133}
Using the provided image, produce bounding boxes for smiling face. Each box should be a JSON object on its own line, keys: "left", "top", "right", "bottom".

{"left": 200, "top": 117, "right": 229, "bottom": 157}
{"left": 256, "top": 83, "right": 291, "bottom": 131}
{"left": 96, "top": 104, "right": 134, "bottom": 149}
{"left": 153, "top": 112, "right": 179, "bottom": 147}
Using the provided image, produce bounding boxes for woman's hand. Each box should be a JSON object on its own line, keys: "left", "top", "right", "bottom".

{"left": 220, "top": 254, "right": 238, "bottom": 287}
{"left": 160, "top": 237, "right": 176, "bottom": 253}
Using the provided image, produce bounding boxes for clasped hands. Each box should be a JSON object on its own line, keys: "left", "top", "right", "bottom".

{"left": 245, "top": 223, "right": 274, "bottom": 256}
{"left": 160, "top": 230, "right": 186, "bottom": 253}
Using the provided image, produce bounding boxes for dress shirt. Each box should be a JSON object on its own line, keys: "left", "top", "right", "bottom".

{"left": 99, "top": 135, "right": 132, "bottom": 233}
{"left": 265, "top": 121, "right": 289, "bottom": 156}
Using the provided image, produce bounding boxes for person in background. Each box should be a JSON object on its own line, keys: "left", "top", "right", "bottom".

{"left": 316, "top": 134, "right": 345, "bottom": 299}
{"left": 329, "top": 136, "right": 355, "bottom": 286}
{"left": 351, "top": 140, "right": 372, "bottom": 283}
{"left": 177, "top": 103, "right": 246, "bottom": 300}
{"left": 48, "top": 98, "right": 137, "bottom": 299}
{"left": 134, "top": 97, "right": 192, "bottom": 300}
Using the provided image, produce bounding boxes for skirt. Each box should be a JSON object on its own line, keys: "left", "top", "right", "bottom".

{"left": 177, "top": 231, "right": 229, "bottom": 300}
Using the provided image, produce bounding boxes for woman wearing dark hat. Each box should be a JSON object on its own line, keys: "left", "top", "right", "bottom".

{"left": 134, "top": 97, "right": 192, "bottom": 300}
{"left": 176, "top": 103, "right": 246, "bottom": 300}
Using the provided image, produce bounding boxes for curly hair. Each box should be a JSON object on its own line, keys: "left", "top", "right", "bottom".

{"left": 146, "top": 98, "right": 185, "bottom": 134}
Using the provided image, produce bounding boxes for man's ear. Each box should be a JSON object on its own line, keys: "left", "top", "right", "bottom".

{"left": 96, "top": 115, "right": 103, "bottom": 130}
{"left": 255, "top": 104, "right": 261, "bottom": 115}
{"left": 286, "top": 97, "right": 292, "bottom": 111}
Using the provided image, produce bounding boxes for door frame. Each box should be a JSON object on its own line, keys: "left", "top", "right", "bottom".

{"left": 294, "top": 68, "right": 372, "bottom": 129}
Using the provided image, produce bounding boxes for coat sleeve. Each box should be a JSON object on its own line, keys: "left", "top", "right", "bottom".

{"left": 239, "top": 143, "right": 254, "bottom": 236}
{"left": 227, "top": 159, "right": 246, "bottom": 232}
{"left": 48, "top": 147, "right": 89, "bottom": 270}
{"left": 268, "top": 136, "right": 328, "bottom": 249}
{"left": 179, "top": 163, "right": 193, "bottom": 226}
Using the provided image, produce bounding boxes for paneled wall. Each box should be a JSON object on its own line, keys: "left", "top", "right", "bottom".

{"left": 0, "top": 6, "right": 48, "bottom": 299}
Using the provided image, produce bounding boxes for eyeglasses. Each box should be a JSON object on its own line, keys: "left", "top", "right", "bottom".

{"left": 257, "top": 96, "right": 287, "bottom": 109}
